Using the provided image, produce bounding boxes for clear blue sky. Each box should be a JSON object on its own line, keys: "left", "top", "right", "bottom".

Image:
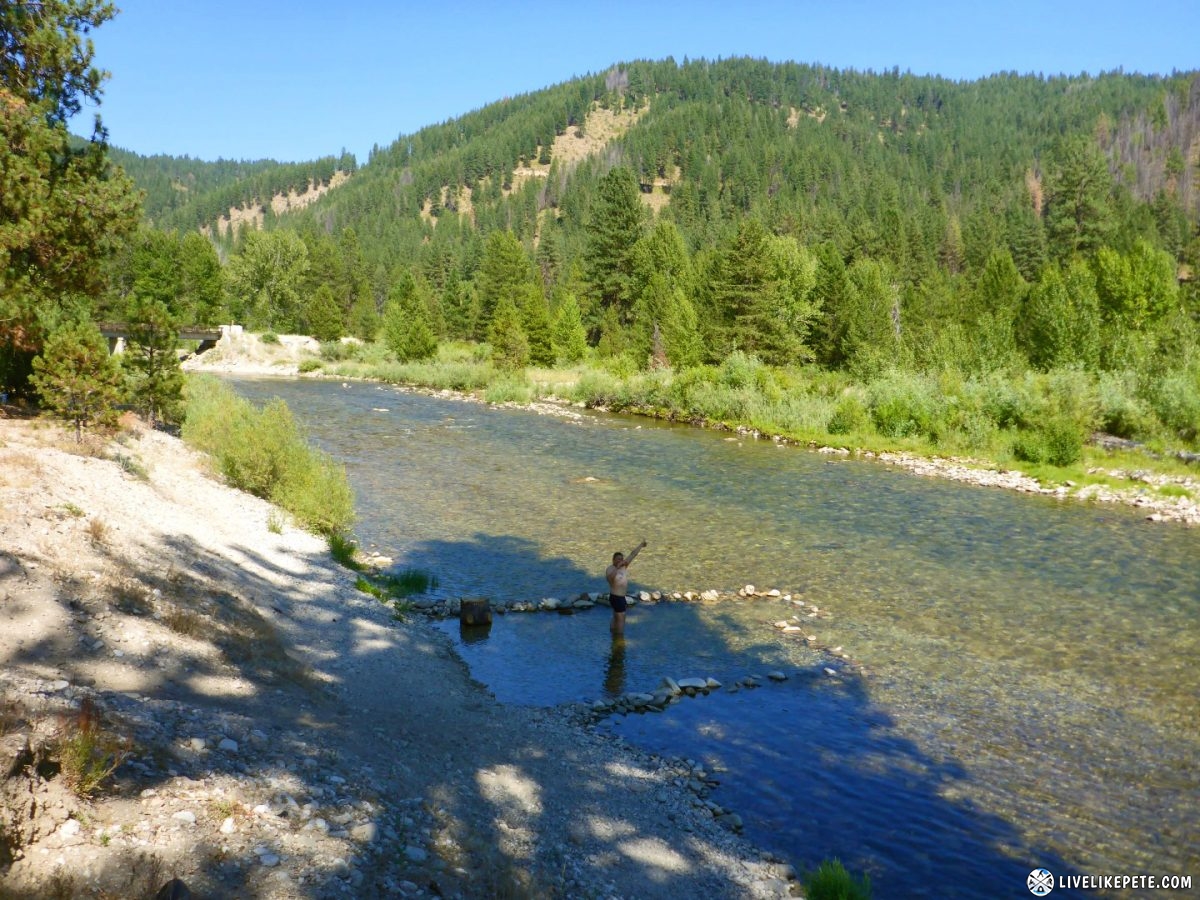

{"left": 82, "top": 0, "right": 1199, "bottom": 164}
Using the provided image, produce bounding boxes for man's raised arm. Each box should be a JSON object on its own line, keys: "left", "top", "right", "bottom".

{"left": 623, "top": 539, "right": 647, "bottom": 567}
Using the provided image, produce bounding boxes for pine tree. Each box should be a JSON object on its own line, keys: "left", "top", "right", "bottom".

{"left": 382, "top": 272, "right": 437, "bottom": 362}
{"left": 0, "top": 1, "right": 140, "bottom": 393}
{"left": 477, "top": 230, "right": 536, "bottom": 339}
{"left": 125, "top": 296, "right": 184, "bottom": 427}
{"left": 551, "top": 293, "right": 588, "bottom": 364}
{"left": 488, "top": 296, "right": 530, "bottom": 370}
{"left": 305, "top": 285, "right": 344, "bottom": 342}
{"left": 520, "top": 285, "right": 555, "bottom": 367}
{"left": 30, "top": 321, "right": 122, "bottom": 442}
{"left": 584, "top": 167, "right": 645, "bottom": 322}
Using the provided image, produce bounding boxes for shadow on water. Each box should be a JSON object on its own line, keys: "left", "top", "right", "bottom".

{"left": 409, "top": 537, "right": 1095, "bottom": 900}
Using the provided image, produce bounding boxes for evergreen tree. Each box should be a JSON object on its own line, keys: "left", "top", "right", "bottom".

{"left": 519, "top": 285, "right": 555, "bottom": 366}
{"left": 551, "top": 292, "right": 588, "bottom": 364}
{"left": 30, "top": 321, "right": 122, "bottom": 442}
{"left": 382, "top": 272, "right": 437, "bottom": 362}
{"left": 305, "top": 285, "right": 344, "bottom": 342}
{"left": 124, "top": 296, "right": 183, "bottom": 427}
{"left": 348, "top": 291, "right": 380, "bottom": 341}
{"left": 0, "top": 0, "right": 140, "bottom": 393}
{"left": 584, "top": 166, "right": 645, "bottom": 323}
{"left": 488, "top": 295, "right": 530, "bottom": 370}
{"left": 477, "top": 230, "right": 536, "bottom": 338}
{"left": 1043, "top": 135, "right": 1114, "bottom": 262}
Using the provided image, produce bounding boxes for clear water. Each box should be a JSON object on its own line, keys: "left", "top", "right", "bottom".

{"left": 230, "top": 378, "right": 1200, "bottom": 900}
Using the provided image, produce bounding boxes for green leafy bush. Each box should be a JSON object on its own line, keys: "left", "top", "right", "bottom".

{"left": 260, "top": 331, "right": 280, "bottom": 345}
{"left": 828, "top": 392, "right": 871, "bottom": 435}
{"left": 868, "top": 372, "right": 937, "bottom": 438}
{"left": 1012, "top": 415, "right": 1084, "bottom": 467}
{"left": 182, "top": 376, "right": 355, "bottom": 536}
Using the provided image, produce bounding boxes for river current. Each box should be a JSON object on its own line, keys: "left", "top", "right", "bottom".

{"left": 230, "top": 377, "right": 1199, "bottom": 899}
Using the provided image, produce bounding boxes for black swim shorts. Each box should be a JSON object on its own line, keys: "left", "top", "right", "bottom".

{"left": 608, "top": 594, "right": 628, "bottom": 613}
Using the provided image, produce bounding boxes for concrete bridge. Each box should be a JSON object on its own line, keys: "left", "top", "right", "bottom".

{"left": 97, "top": 323, "right": 233, "bottom": 355}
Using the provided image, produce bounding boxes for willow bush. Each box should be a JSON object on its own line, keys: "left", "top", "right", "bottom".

{"left": 182, "top": 376, "right": 354, "bottom": 536}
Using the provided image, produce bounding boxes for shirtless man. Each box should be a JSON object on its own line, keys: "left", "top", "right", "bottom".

{"left": 605, "top": 540, "right": 646, "bottom": 634}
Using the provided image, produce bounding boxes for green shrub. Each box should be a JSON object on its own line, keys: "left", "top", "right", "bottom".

{"left": 483, "top": 375, "right": 534, "bottom": 404}
{"left": 320, "top": 340, "right": 356, "bottom": 362}
{"left": 1146, "top": 369, "right": 1200, "bottom": 443}
{"left": 804, "top": 858, "right": 872, "bottom": 900}
{"left": 1097, "top": 370, "right": 1156, "bottom": 439}
{"left": 868, "top": 372, "right": 937, "bottom": 438}
{"left": 260, "top": 331, "right": 280, "bottom": 345}
{"left": 828, "top": 392, "right": 871, "bottom": 435}
{"left": 298, "top": 358, "right": 323, "bottom": 374}
{"left": 718, "top": 351, "right": 764, "bottom": 389}
{"left": 1012, "top": 416, "right": 1084, "bottom": 467}
{"left": 182, "top": 376, "right": 355, "bottom": 536}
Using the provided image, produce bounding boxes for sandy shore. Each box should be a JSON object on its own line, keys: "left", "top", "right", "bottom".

{"left": 0, "top": 415, "right": 790, "bottom": 898}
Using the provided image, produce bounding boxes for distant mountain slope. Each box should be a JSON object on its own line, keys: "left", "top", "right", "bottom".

{"left": 110, "top": 146, "right": 357, "bottom": 232}
{"left": 274, "top": 58, "right": 1199, "bottom": 275}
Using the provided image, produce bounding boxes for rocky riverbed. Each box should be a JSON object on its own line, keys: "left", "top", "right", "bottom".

{"left": 0, "top": 415, "right": 797, "bottom": 899}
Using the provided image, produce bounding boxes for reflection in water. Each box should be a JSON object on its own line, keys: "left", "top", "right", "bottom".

{"left": 459, "top": 623, "right": 491, "bottom": 645}
{"left": 603, "top": 634, "right": 627, "bottom": 697}
{"left": 230, "top": 378, "right": 1200, "bottom": 900}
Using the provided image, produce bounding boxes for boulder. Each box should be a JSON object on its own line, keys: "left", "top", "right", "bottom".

{"left": 460, "top": 599, "right": 491, "bottom": 625}
{"left": 676, "top": 677, "right": 708, "bottom": 691}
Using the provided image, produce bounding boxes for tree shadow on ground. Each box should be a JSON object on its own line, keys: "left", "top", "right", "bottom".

{"left": 1, "top": 524, "right": 1096, "bottom": 899}
{"left": 396, "top": 534, "right": 1098, "bottom": 900}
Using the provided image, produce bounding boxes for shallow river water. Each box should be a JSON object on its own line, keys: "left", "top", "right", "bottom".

{"left": 230, "top": 377, "right": 1199, "bottom": 899}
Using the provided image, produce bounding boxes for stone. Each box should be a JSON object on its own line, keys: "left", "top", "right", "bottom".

{"left": 220, "top": 817, "right": 236, "bottom": 835}
{"left": 351, "top": 822, "right": 378, "bottom": 843}
{"left": 217, "top": 738, "right": 238, "bottom": 753}
{"left": 404, "top": 845, "right": 428, "bottom": 863}
{"left": 744, "top": 584, "right": 755, "bottom": 595}
{"left": 661, "top": 676, "right": 681, "bottom": 695}
{"left": 705, "top": 677, "right": 722, "bottom": 689}
{"left": 676, "top": 677, "right": 708, "bottom": 690}
{"left": 171, "top": 811, "right": 196, "bottom": 825}
{"left": 58, "top": 819, "right": 81, "bottom": 839}
{"left": 767, "top": 671, "right": 787, "bottom": 682}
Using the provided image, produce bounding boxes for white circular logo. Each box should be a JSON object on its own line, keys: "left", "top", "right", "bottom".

{"left": 1028, "top": 868, "right": 1054, "bottom": 895}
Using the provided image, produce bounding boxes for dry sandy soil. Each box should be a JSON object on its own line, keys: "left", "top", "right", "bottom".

{"left": 0, "top": 412, "right": 793, "bottom": 900}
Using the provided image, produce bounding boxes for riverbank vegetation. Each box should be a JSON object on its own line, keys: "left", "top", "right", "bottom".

{"left": 2, "top": 8, "right": 1197, "bottom": 491}
{"left": 180, "top": 375, "right": 354, "bottom": 536}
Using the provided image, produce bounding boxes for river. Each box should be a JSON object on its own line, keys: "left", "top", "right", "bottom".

{"left": 230, "top": 377, "right": 1199, "bottom": 899}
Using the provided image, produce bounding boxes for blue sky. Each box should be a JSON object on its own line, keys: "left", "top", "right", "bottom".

{"left": 83, "top": 0, "right": 1199, "bottom": 164}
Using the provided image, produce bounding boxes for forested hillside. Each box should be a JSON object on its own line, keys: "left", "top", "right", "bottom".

{"left": 109, "top": 146, "right": 357, "bottom": 233}
{"left": 13, "top": 51, "right": 1200, "bottom": 463}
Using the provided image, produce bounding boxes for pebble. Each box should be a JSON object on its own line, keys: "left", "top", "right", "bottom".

{"left": 404, "top": 845, "right": 428, "bottom": 863}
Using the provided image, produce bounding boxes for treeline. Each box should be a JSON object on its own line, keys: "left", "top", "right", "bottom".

{"left": 108, "top": 146, "right": 357, "bottom": 233}
{"left": 97, "top": 58, "right": 1200, "bottom": 453}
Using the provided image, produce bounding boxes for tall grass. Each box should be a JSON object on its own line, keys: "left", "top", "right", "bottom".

{"left": 182, "top": 375, "right": 355, "bottom": 536}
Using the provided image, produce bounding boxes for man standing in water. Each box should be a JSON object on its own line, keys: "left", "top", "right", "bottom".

{"left": 605, "top": 540, "right": 647, "bottom": 634}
